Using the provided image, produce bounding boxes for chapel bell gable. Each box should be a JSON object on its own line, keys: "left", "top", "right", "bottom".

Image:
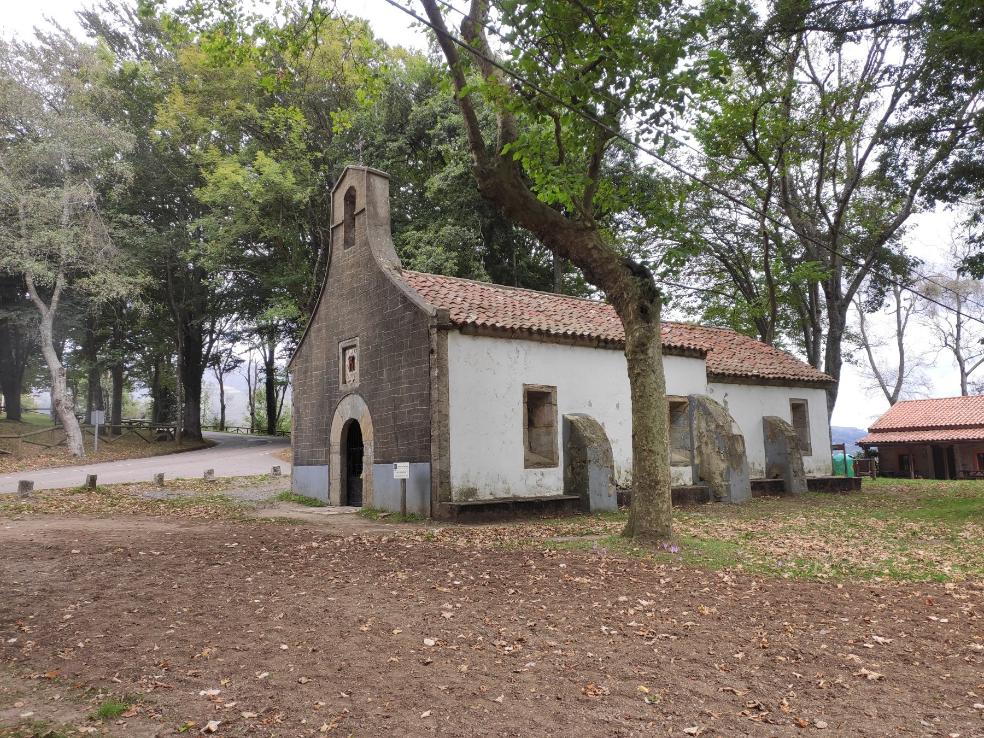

{"left": 330, "top": 165, "right": 399, "bottom": 268}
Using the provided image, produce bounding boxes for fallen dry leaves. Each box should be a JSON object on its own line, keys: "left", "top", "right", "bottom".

{"left": 386, "top": 479, "right": 983, "bottom": 584}
{"left": 0, "top": 477, "right": 262, "bottom": 520}
{"left": 0, "top": 508, "right": 980, "bottom": 737}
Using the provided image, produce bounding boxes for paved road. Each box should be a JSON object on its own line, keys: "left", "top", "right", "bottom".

{"left": 0, "top": 432, "right": 291, "bottom": 494}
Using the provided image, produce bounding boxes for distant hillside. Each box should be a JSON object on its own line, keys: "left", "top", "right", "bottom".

{"left": 831, "top": 426, "right": 866, "bottom": 454}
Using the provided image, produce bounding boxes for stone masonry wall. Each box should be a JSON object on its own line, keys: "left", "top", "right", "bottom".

{"left": 290, "top": 169, "right": 432, "bottom": 467}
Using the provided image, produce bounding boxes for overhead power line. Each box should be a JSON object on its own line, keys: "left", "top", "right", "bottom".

{"left": 427, "top": 0, "right": 984, "bottom": 320}
{"left": 379, "top": 0, "right": 984, "bottom": 328}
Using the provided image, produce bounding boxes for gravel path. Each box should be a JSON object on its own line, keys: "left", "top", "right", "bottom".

{"left": 0, "top": 432, "right": 290, "bottom": 494}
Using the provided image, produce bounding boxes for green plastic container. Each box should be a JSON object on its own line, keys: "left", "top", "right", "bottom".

{"left": 831, "top": 451, "right": 856, "bottom": 477}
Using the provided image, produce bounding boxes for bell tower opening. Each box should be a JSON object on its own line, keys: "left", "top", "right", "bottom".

{"left": 343, "top": 186, "right": 356, "bottom": 250}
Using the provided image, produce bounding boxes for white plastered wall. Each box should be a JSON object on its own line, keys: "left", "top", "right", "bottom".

{"left": 705, "top": 382, "right": 833, "bottom": 477}
{"left": 446, "top": 331, "right": 708, "bottom": 499}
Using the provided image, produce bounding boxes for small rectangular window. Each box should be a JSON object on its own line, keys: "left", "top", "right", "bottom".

{"left": 339, "top": 338, "right": 359, "bottom": 388}
{"left": 668, "top": 397, "right": 691, "bottom": 466}
{"left": 789, "top": 399, "right": 812, "bottom": 455}
{"left": 523, "top": 385, "right": 558, "bottom": 468}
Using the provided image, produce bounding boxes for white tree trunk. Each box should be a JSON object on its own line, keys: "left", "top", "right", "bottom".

{"left": 26, "top": 273, "right": 84, "bottom": 456}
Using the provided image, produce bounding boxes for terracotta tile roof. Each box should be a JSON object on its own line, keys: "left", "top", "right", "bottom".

{"left": 401, "top": 270, "right": 831, "bottom": 385}
{"left": 859, "top": 395, "right": 984, "bottom": 444}
{"left": 858, "top": 427, "right": 984, "bottom": 445}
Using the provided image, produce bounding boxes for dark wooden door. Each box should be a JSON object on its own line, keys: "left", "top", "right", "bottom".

{"left": 931, "top": 445, "right": 947, "bottom": 480}
{"left": 345, "top": 422, "right": 364, "bottom": 507}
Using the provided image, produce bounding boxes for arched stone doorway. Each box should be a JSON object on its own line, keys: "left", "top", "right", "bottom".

{"left": 341, "top": 419, "right": 365, "bottom": 506}
{"left": 329, "top": 394, "right": 374, "bottom": 507}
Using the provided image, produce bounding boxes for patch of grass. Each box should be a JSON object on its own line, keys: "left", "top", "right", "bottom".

{"left": 893, "top": 491, "right": 984, "bottom": 523}
{"left": 273, "top": 491, "right": 326, "bottom": 507}
{"left": 157, "top": 493, "right": 249, "bottom": 514}
{"left": 441, "top": 479, "right": 983, "bottom": 584}
{"left": 0, "top": 412, "right": 55, "bottom": 432}
{"left": 546, "top": 533, "right": 752, "bottom": 572}
{"left": 358, "top": 506, "right": 422, "bottom": 523}
{"left": 91, "top": 698, "right": 132, "bottom": 720}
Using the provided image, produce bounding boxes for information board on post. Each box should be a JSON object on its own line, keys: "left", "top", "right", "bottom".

{"left": 91, "top": 410, "right": 106, "bottom": 452}
{"left": 393, "top": 462, "right": 410, "bottom": 517}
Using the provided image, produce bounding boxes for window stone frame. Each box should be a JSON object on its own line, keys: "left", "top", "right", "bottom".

{"left": 789, "top": 398, "right": 812, "bottom": 455}
{"left": 667, "top": 395, "right": 692, "bottom": 467}
{"left": 523, "top": 384, "right": 559, "bottom": 469}
{"left": 339, "top": 337, "right": 360, "bottom": 390}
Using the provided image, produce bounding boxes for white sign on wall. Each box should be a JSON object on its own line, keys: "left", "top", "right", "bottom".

{"left": 393, "top": 462, "right": 410, "bottom": 480}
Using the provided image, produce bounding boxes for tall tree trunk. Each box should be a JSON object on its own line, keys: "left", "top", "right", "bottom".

{"left": 25, "top": 273, "right": 84, "bottom": 456}
{"left": 421, "top": 0, "right": 674, "bottom": 541}
{"left": 165, "top": 261, "right": 215, "bottom": 444}
{"left": 276, "top": 378, "right": 288, "bottom": 433}
{"left": 39, "top": 314, "right": 83, "bottom": 454}
{"left": 552, "top": 252, "right": 564, "bottom": 294}
{"left": 150, "top": 357, "right": 162, "bottom": 423}
{"left": 0, "top": 329, "right": 26, "bottom": 421}
{"left": 83, "top": 316, "right": 103, "bottom": 426}
{"left": 87, "top": 367, "right": 103, "bottom": 425}
{"left": 217, "top": 371, "right": 226, "bottom": 431}
{"left": 110, "top": 363, "right": 124, "bottom": 435}
{"left": 263, "top": 332, "right": 277, "bottom": 435}
{"left": 177, "top": 319, "right": 204, "bottom": 442}
{"left": 619, "top": 297, "right": 673, "bottom": 544}
{"left": 0, "top": 283, "right": 31, "bottom": 422}
{"left": 0, "top": 380, "right": 22, "bottom": 422}
{"left": 245, "top": 356, "right": 257, "bottom": 433}
{"left": 823, "top": 297, "right": 849, "bottom": 417}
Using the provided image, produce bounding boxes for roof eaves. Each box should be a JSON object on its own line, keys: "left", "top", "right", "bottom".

{"left": 707, "top": 371, "right": 835, "bottom": 388}
{"left": 453, "top": 322, "right": 707, "bottom": 357}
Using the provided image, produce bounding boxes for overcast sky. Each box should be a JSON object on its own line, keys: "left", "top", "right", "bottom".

{"left": 4, "top": 0, "right": 971, "bottom": 433}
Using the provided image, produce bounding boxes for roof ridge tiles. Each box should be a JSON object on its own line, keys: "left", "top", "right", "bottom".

{"left": 886, "top": 394, "right": 984, "bottom": 404}
{"left": 400, "top": 269, "right": 832, "bottom": 386}
{"left": 401, "top": 269, "right": 741, "bottom": 335}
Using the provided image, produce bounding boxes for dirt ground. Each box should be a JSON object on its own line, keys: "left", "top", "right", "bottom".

{"left": 1, "top": 513, "right": 981, "bottom": 737}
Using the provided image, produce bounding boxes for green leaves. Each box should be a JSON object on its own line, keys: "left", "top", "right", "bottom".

{"left": 446, "top": 0, "right": 723, "bottom": 233}
{"left": 0, "top": 35, "right": 137, "bottom": 298}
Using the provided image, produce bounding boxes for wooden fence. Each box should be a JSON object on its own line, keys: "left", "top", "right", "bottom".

{"left": 1, "top": 412, "right": 287, "bottom": 458}
{"left": 0, "top": 425, "right": 69, "bottom": 456}
{"left": 0, "top": 419, "right": 180, "bottom": 458}
{"left": 202, "top": 424, "right": 290, "bottom": 438}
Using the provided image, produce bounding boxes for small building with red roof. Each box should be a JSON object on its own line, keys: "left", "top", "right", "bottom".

{"left": 288, "top": 167, "right": 835, "bottom": 516}
{"left": 859, "top": 396, "right": 984, "bottom": 479}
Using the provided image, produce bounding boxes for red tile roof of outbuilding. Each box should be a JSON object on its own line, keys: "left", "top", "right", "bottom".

{"left": 401, "top": 270, "right": 832, "bottom": 386}
{"left": 859, "top": 395, "right": 984, "bottom": 445}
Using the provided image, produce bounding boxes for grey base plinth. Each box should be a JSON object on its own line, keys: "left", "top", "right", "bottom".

{"left": 292, "top": 464, "right": 330, "bottom": 502}
{"left": 372, "top": 463, "right": 430, "bottom": 516}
